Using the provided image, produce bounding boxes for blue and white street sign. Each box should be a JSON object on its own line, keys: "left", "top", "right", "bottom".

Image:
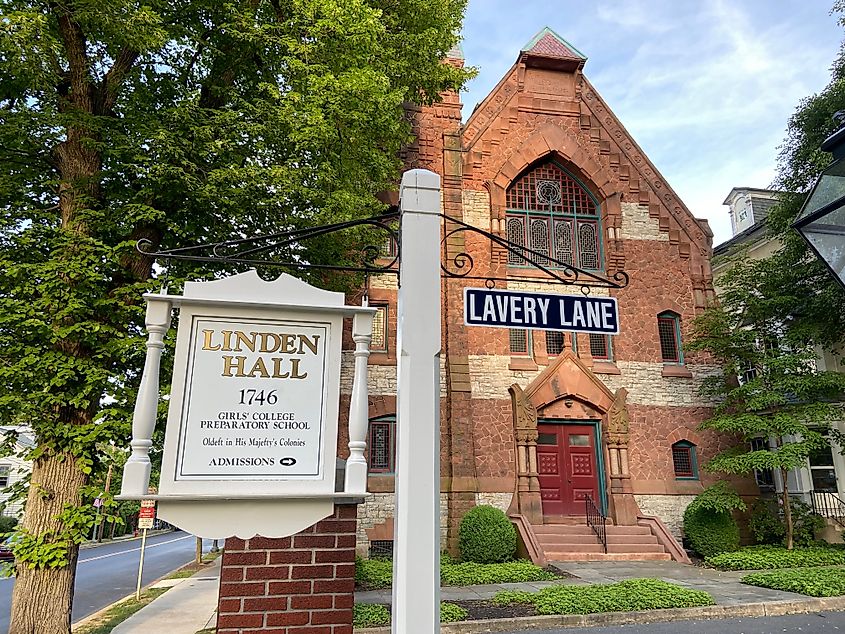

{"left": 464, "top": 287, "right": 619, "bottom": 334}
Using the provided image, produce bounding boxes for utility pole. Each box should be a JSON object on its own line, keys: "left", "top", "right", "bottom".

{"left": 196, "top": 536, "right": 202, "bottom": 564}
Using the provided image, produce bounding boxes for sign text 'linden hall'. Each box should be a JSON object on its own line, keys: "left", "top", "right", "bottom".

{"left": 176, "top": 318, "right": 330, "bottom": 480}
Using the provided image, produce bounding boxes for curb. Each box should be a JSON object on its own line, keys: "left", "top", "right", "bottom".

{"left": 357, "top": 596, "right": 845, "bottom": 633}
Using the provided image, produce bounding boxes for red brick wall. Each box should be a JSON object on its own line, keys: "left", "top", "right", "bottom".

{"left": 217, "top": 504, "right": 358, "bottom": 634}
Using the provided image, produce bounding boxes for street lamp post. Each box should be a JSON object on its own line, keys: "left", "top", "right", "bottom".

{"left": 793, "top": 116, "right": 845, "bottom": 289}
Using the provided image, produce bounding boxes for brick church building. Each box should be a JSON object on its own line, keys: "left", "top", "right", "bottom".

{"left": 349, "top": 27, "right": 742, "bottom": 562}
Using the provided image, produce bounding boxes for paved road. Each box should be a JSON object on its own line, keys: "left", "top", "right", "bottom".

{"left": 506, "top": 610, "right": 845, "bottom": 633}
{"left": 0, "top": 530, "right": 211, "bottom": 634}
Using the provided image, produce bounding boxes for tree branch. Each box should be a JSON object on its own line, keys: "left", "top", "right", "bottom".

{"left": 100, "top": 47, "right": 140, "bottom": 114}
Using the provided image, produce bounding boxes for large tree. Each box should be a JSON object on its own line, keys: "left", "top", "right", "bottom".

{"left": 0, "top": 2, "right": 471, "bottom": 632}
{"left": 689, "top": 3, "right": 845, "bottom": 550}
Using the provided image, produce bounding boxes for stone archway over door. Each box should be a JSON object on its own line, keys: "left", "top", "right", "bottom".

{"left": 507, "top": 345, "right": 641, "bottom": 525}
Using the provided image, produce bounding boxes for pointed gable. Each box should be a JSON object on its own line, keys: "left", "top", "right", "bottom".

{"left": 520, "top": 27, "right": 586, "bottom": 72}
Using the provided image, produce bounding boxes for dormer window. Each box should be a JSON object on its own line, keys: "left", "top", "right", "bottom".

{"left": 506, "top": 161, "right": 601, "bottom": 270}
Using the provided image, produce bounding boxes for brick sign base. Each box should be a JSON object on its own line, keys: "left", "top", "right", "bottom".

{"left": 217, "top": 503, "right": 359, "bottom": 633}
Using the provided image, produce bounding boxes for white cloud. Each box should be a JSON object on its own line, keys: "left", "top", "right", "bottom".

{"left": 459, "top": 0, "right": 842, "bottom": 245}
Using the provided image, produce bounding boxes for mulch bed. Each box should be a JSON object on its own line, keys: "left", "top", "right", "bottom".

{"left": 450, "top": 599, "right": 538, "bottom": 620}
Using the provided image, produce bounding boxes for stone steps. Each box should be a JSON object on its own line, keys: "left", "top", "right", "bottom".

{"left": 533, "top": 522, "right": 671, "bottom": 562}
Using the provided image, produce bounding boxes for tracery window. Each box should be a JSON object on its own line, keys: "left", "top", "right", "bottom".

{"left": 506, "top": 161, "right": 601, "bottom": 269}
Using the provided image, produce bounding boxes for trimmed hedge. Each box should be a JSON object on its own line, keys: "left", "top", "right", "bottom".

{"left": 493, "top": 578, "right": 714, "bottom": 615}
{"left": 355, "top": 557, "right": 555, "bottom": 589}
{"left": 707, "top": 546, "right": 845, "bottom": 571}
{"left": 742, "top": 567, "right": 845, "bottom": 597}
{"left": 683, "top": 507, "right": 739, "bottom": 558}
{"left": 458, "top": 505, "right": 517, "bottom": 564}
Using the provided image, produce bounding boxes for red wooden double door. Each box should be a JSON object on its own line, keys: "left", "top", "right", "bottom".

{"left": 537, "top": 423, "right": 601, "bottom": 516}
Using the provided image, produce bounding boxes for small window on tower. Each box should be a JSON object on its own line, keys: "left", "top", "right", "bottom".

{"left": 672, "top": 441, "right": 698, "bottom": 479}
{"left": 658, "top": 312, "right": 682, "bottom": 364}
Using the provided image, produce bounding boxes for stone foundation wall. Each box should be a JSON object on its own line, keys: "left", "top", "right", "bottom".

{"left": 634, "top": 494, "right": 697, "bottom": 540}
{"left": 475, "top": 492, "right": 513, "bottom": 514}
{"left": 355, "top": 493, "right": 451, "bottom": 556}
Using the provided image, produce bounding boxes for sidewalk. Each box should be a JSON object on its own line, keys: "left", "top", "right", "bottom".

{"left": 111, "top": 558, "right": 221, "bottom": 634}
{"left": 110, "top": 559, "right": 839, "bottom": 634}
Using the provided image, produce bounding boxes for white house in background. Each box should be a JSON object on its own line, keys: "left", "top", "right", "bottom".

{"left": 713, "top": 188, "right": 845, "bottom": 531}
{"left": 0, "top": 427, "right": 34, "bottom": 519}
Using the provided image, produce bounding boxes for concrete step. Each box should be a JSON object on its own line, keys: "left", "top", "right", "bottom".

{"left": 606, "top": 543, "right": 665, "bottom": 554}
{"left": 546, "top": 552, "right": 672, "bottom": 562}
{"left": 533, "top": 525, "right": 651, "bottom": 536}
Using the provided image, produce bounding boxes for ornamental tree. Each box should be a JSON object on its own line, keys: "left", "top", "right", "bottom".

{"left": 689, "top": 6, "right": 845, "bottom": 549}
{"left": 0, "top": 1, "right": 471, "bottom": 632}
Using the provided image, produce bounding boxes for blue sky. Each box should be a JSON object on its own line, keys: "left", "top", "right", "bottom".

{"left": 458, "top": 0, "right": 843, "bottom": 246}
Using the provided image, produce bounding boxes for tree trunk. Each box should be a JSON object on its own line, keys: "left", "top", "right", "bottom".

{"left": 780, "top": 467, "right": 794, "bottom": 550}
{"left": 9, "top": 453, "right": 88, "bottom": 634}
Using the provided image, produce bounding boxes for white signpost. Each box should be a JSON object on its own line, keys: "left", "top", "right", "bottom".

{"left": 120, "top": 270, "right": 376, "bottom": 538}
{"left": 118, "top": 169, "right": 445, "bottom": 632}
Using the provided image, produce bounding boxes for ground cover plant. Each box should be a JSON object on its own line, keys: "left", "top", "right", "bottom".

{"left": 351, "top": 602, "right": 469, "bottom": 627}
{"left": 742, "top": 567, "right": 845, "bottom": 597}
{"left": 707, "top": 546, "right": 845, "bottom": 570}
{"left": 354, "top": 556, "right": 556, "bottom": 589}
{"left": 492, "top": 578, "right": 714, "bottom": 615}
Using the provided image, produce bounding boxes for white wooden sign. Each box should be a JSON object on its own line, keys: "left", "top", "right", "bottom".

{"left": 119, "top": 270, "right": 375, "bottom": 539}
{"left": 158, "top": 272, "right": 344, "bottom": 499}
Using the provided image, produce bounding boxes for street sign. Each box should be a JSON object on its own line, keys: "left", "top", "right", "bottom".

{"left": 138, "top": 501, "right": 156, "bottom": 530}
{"left": 464, "top": 287, "right": 619, "bottom": 334}
{"left": 93, "top": 497, "right": 103, "bottom": 508}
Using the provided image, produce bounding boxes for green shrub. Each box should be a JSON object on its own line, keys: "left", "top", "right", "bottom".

{"left": 683, "top": 507, "right": 740, "bottom": 558}
{"left": 458, "top": 505, "right": 517, "bottom": 564}
{"left": 353, "top": 603, "right": 390, "bottom": 628}
{"left": 790, "top": 500, "right": 826, "bottom": 547}
{"left": 439, "top": 602, "right": 468, "bottom": 623}
{"left": 492, "top": 579, "right": 714, "bottom": 615}
{"left": 355, "top": 556, "right": 555, "bottom": 588}
{"left": 748, "top": 497, "right": 826, "bottom": 547}
{"left": 682, "top": 483, "right": 744, "bottom": 558}
{"left": 749, "top": 498, "right": 785, "bottom": 545}
{"left": 742, "top": 567, "right": 845, "bottom": 597}
{"left": 440, "top": 561, "right": 556, "bottom": 586}
{"left": 0, "top": 516, "right": 18, "bottom": 534}
{"left": 707, "top": 546, "right": 845, "bottom": 570}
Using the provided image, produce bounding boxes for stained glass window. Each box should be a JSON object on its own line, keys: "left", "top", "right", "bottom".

{"left": 507, "top": 217, "right": 526, "bottom": 265}
{"left": 506, "top": 161, "right": 601, "bottom": 270}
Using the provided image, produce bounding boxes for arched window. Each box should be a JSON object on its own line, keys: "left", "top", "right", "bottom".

{"left": 506, "top": 160, "right": 601, "bottom": 270}
{"left": 672, "top": 441, "right": 698, "bottom": 479}
{"left": 658, "top": 311, "right": 683, "bottom": 364}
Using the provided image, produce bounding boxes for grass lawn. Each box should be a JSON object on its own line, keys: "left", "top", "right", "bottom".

{"left": 73, "top": 588, "right": 167, "bottom": 634}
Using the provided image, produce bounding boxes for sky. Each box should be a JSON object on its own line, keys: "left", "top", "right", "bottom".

{"left": 458, "top": 0, "right": 843, "bottom": 246}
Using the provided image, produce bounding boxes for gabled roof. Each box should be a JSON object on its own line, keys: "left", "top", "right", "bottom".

{"left": 521, "top": 27, "right": 586, "bottom": 65}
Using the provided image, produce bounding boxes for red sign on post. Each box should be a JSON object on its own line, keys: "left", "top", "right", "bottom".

{"left": 138, "top": 501, "right": 156, "bottom": 530}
